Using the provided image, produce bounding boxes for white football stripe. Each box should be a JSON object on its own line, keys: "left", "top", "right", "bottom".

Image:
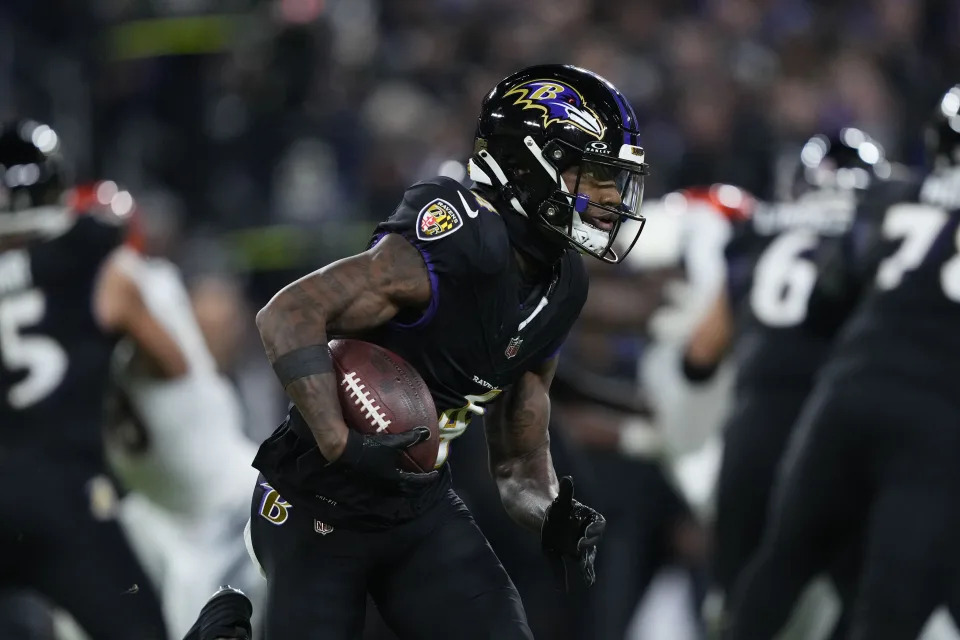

{"left": 341, "top": 372, "right": 392, "bottom": 432}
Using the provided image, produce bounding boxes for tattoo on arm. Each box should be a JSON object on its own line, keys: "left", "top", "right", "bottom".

{"left": 256, "top": 234, "right": 432, "bottom": 459}
{"left": 485, "top": 356, "right": 561, "bottom": 533}
{"left": 259, "top": 234, "right": 431, "bottom": 359}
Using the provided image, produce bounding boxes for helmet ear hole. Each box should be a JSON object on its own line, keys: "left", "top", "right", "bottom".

{"left": 541, "top": 139, "right": 577, "bottom": 173}
{"left": 539, "top": 201, "right": 565, "bottom": 223}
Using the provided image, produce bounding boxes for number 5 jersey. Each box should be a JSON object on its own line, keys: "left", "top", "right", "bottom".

{"left": 0, "top": 214, "right": 122, "bottom": 456}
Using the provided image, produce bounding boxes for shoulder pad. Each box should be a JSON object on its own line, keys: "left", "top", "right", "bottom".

{"left": 373, "top": 177, "right": 511, "bottom": 276}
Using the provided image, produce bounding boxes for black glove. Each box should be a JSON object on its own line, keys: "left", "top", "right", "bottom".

{"left": 333, "top": 427, "right": 438, "bottom": 487}
{"left": 541, "top": 476, "right": 606, "bottom": 589}
{"left": 183, "top": 586, "right": 252, "bottom": 640}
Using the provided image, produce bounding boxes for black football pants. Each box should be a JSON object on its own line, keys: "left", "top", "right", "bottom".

{"left": 713, "top": 387, "right": 811, "bottom": 595}
{"left": 723, "top": 373, "right": 960, "bottom": 640}
{"left": 0, "top": 590, "right": 54, "bottom": 639}
{"left": 0, "top": 448, "right": 167, "bottom": 640}
{"left": 249, "top": 476, "right": 533, "bottom": 640}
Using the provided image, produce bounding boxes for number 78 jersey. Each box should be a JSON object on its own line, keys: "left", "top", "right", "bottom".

{"left": 822, "top": 171, "right": 960, "bottom": 394}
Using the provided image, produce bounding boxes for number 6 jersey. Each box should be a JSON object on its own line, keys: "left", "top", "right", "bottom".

{"left": 0, "top": 214, "right": 122, "bottom": 455}
{"left": 724, "top": 190, "right": 855, "bottom": 392}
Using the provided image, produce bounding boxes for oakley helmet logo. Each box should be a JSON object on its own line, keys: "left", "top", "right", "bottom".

{"left": 505, "top": 80, "right": 606, "bottom": 140}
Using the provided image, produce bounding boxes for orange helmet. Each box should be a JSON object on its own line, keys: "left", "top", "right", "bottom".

{"left": 68, "top": 180, "right": 145, "bottom": 252}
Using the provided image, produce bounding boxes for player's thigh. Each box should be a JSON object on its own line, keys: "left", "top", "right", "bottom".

{"left": 0, "top": 590, "right": 55, "bottom": 640}
{"left": 723, "top": 387, "right": 864, "bottom": 640}
{"left": 250, "top": 478, "right": 368, "bottom": 640}
{"left": 371, "top": 492, "right": 533, "bottom": 640}
{"left": 714, "top": 390, "right": 809, "bottom": 585}
{"left": 848, "top": 483, "right": 959, "bottom": 640}
{"left": 848, "top": 409, "right": 960, "bottom": 640}
{"left": 31, "top": 492, "right": 167, "bottom": 640}
{"left": 117, "top": 493, "right": 181, "bottom": 589}
{"left": 761, "top": 384, "right": 867, "bottom": 558}
{"left": 718, "top": 389, "right": 809, "bottom": 500}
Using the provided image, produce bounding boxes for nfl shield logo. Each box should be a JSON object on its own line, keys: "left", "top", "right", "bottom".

{"left": 314, "top": 520, "right": 334, "bottom": 536}
{"left": 504, "top": 336, "right": 523, "bottom": 359}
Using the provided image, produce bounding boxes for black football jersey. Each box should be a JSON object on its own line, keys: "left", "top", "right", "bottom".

{"left": 253, "top": 177, "right": 588, "bottom": 528}
{"left": 0, "top": 215, "right": 122, "bottom": 455}
{"left": 820, "top": 170, "right": 960, "bottom": 399}
{"left": 724, "top": 192, "right": 855, "bottom": 391}
{"left": 367, "top": 177, "right": 587, "bottom": 465}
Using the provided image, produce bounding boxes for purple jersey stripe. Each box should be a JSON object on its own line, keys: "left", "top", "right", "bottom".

{"left": 370, "top": 233, "right": 441, "bottom": 330}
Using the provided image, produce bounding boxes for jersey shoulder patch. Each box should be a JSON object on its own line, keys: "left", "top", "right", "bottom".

{"left": 415, "top": 197, "right": 463, "bottom": 241}
{"left": 374, "top": 177, "right": 511, "bottom": 277}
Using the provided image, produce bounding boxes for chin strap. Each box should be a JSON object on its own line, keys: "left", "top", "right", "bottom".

{"left": 468, "top": 143, "right": 616, "bottom": 260}
{"left": 468, "top": 151, "right": 526, "bottom": 216}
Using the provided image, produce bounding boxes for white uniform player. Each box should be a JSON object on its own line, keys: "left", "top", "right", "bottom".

{"left": 618, "top": 186, "right": 746, "bottom": 512}
{"left": 104, "top": 252, "right": 263, "bottom": 639}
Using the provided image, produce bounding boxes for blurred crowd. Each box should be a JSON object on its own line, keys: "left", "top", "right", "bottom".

{"left": 3, "top": 0, "right": 960, "bottom": 639}
{"left": 5, "top": 0, "right": 958, "bottom": 226}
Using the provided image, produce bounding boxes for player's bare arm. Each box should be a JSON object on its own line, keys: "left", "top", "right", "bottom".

{"left": 256, "top": 233, "right": 431, "bottom": 461}
{"left": 94, "top": 248, "right": 188, "bottom": 378}
{"left": 684, "top": 286, "right": 733, "bottom": 372}
{"left": 484, "top": 355, "right": 560, "bottom": 533}
{"left": 486, "top": 354, "right": 606, "bottom": 586}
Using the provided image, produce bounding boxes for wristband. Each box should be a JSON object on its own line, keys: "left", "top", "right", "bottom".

{"left": 272, "top": 345, "right": 332, "bottom": 388}
{"left": 681, "top": 353, "right": 719, "bottom": 383}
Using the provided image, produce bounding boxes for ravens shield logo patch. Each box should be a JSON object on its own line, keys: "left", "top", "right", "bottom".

{"left": 416, "top": 199, "right": 463, "bottom": 241}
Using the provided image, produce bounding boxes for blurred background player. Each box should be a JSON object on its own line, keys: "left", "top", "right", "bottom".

{"left": 0, "top": 120, "right": 182, "bottom": 639}
{"left": 682, "top": 129, "right": 890, "bottom": 633}
{"left": 78, "top": 182, "right": 265, "bottom": 639}
{"left": 553, "top": 186, "right": 743, "bottom": 640}
{"left": 724, "top": 85, "right": 960, "bottom": 640}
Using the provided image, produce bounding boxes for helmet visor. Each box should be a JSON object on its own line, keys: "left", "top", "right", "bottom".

{"left": 576, "top": 157, "right": 645, "bottom": 220}
{"left": 556, "top": 152, "right": 647, "bottom": 262}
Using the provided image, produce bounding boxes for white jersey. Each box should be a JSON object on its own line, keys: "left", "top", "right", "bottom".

{"left": 107, "top": 254, "right": 258, "bottom": 517}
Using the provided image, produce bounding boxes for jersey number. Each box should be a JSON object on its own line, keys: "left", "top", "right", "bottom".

{"left": 749, "top": 230, "right": 819, "bottom": 327}
{"left": 435, "top": 388, "right": 502, "bottom": 468}
{"left": 876, "top": 204, "right": 960, "bottom": 301}
{"left": 0, "top": 290, "right": 68, "bottom": 408}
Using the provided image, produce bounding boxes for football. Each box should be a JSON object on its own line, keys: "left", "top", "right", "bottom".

{"left": 329, "top": 339, "right": 439, "bottom": 472}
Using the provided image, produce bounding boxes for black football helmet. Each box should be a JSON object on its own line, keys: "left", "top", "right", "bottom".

{"left": 0, "top": 119, "right": 71, "bottom": 239}
{"left": 925, "top": 84, "right": 960, "bottom": 169}
{"left": 791, "top": 127, "right": 890, "bottom": 199}
{"left": 468, "top": 64, "right": 649, "bottom": 263}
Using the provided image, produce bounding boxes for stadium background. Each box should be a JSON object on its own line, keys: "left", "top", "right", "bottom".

{"left": 2, "top": 0, "right": 959, "bottom": 638}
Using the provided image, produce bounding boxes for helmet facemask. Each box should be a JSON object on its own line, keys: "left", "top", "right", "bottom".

{"left": 469, "top": 135, "right": 648, "bottom": 263}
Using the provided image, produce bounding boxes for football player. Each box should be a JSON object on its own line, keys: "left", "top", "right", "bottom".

{"left": 248, "top": 64, "right": 648, "bottom": 638}
{"left": 723, "top": 86, "right": 960, "bottom": 639}
{"left": 685, "top": 130, "right": 888, "bottom": 612}
{"left": 0, "top": 121, "right": 185, "bottom": 638}
{"left": 90, "top": 184, "right": 264, "bottom": 638}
